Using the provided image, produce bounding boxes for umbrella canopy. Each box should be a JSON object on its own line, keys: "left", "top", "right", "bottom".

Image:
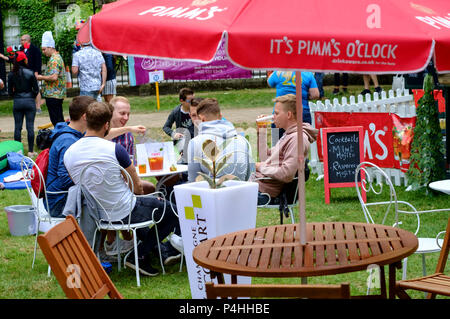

{"left": 88, "top": 0, "right": 450, "bottom": 74}
{"left": 83, "top": 0, "right": 450, "bottom": 244}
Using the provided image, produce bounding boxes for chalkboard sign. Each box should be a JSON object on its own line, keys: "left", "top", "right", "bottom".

{"left": 322, "top": 126, "right": 365, "bottom": 204}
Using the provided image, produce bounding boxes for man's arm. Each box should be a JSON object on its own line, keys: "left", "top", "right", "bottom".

{"left": 125, "top": 164, "right": 143, "bottom": 195}
{"left": 105, "top": 125, "right": 146, "bottom": 140}
{"left": 257, "top": 138, "right": 298, "bottom": 183}
{"left": 71, "top": 65, "right": 79, "bottom": 76}
{"left": 308, "top": 87, "right": 320, "bottom": 100}
{"left": 162, "top": 109, "right": 176, "bottom": 137}
{"left": 99, "top": 63, "right": 106, "bottom": 94}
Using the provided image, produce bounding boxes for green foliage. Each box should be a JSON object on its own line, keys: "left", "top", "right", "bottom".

{"left": 406, "top": 74, "right": 445, "bottom": 190}
{"left": 1, "top": 0, "right": 54, "bottom": 48}
{"left": 55, "top": 27, "right": 78, "bottom": 67}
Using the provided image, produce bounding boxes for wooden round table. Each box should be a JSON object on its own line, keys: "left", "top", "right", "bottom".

{"left": 193, "top": 222, "right": 418, "bottom": 298}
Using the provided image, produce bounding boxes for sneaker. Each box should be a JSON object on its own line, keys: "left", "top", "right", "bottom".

{"left": 159, "top": 242, "right": 181, "bottom": 266}
{"left": 105, "top": 238, "right": 134, "bottom": 256}
{"left": 169, "top": 234, "right": 184, "bottom": 254}
{"left": 374, "top": 86, "right": 383, "bottom": 94}
{"left": 360, "top": 89, "right": 371, "bottom": 95}
{"left": 125, "top": 254, "right": 159, "bottom": 276}
{"left": 332, "top": 88, "right": 340, "bottom": 95}
{"left": 98, "top": 249, "right": 118, "bottom": 263}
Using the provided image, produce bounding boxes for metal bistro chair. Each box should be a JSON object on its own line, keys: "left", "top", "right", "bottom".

{"left": 257, "top": 161, "right": 309, "bottom": 224}
{"left": 37, "top": 215, "right": 123, "bottom": 299}
{"left": 395, "top": 217, "right": 450, "bottom": 299}
{"left": 355, "top": 161, "right": 450, "bottom": 282}
{"left": 79, "top": 160, "right": 167, "bottom": 287}
{"left": 20, "top": 156, "right": 67, "bottom": 274}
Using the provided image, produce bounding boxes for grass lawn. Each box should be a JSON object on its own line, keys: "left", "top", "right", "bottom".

{"left": 0, "top": 85, "right": 448, "bottom": 299}
{"left": 1, "top": 125, "right": 449, "bottom": 299}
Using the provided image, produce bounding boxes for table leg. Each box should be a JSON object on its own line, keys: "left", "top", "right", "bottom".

{"left": 389, "top": 262, "right": 402, "bottom": 299}
{"left": 211, "top": 271, "right": 225, "bottom": 284}
{"left": 379, "top": 265, "right": 387, "bottom": 299}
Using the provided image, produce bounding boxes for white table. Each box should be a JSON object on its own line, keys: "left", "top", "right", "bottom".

{"left": 137, "top": 164, "right": 188, "bottom": 193}
{"left": 429, "top": 179, "right": 450, "bottom": 195}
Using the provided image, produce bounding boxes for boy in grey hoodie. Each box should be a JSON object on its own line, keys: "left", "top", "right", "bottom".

{"left": 187, "top": 98, "right": 252, "bottom": 182}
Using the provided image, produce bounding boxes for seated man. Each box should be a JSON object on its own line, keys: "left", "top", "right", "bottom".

{"left": 46, "top": 95, "right": 96, "bottom": 217}
{"left": 46, "top": 96, "right": 150, "bottom": 218}
{"left": 64, "top": 101, "right": 182, "bottom": 276}
{"left": 110, "top": 96, "right": 155, "bottom": 194}
{"left": 162, "top": 87, "right": 195, "bottom": 163}
{"left": 249, "top": 94, "right": 318, "bottom": 205}
{"left": 187, "top": 98, "right": 252, "bottom": 182}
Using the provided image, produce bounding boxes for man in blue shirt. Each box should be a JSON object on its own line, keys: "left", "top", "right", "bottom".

{"left": 267, "top": 71, "right": 319, "bottom": 124}
{"left": 46, "top": 95, "right": 95, "bottom": 217}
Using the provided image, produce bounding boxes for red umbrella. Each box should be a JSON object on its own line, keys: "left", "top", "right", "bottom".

{"left": 83, "top": 0, "right": 450, "bottom": 244}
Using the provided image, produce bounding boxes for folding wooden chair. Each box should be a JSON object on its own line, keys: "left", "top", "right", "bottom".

{"left": 37, "top": 215, "right": 123, "bottom": 299}
{"left": 395, "top": 217, "right": 450, "bottom": 299}
{"left": 205, "top": 282, "right": 351, "bottom": 299}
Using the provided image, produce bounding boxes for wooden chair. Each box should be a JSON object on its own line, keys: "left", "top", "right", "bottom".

{"left": 205, "top": 282, "right": 351, "bottom": 299}
{"left": 395, "top": 217, "right": 450, "bottom": 299}
{"left": 37, "top": 215, "right": 123, "bottom": 299}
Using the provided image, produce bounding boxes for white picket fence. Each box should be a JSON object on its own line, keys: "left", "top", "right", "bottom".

{"left": 309, "top": 89, "right": 416, "bottom": 186}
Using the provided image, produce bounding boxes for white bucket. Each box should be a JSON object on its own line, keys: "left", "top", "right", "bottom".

{"left": 4, "top": 205, "right": 37, "bottom": 236}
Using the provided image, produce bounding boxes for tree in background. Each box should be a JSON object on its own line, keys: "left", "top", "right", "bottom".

{"left": 406, "top": 73, "right": 445, "bottom": 191}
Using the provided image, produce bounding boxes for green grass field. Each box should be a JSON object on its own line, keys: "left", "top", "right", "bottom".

{"left": 0, "top": 86, "right": 448, "bottom": 299}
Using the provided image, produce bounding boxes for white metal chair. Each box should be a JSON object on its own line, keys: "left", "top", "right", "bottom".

{"left": 20, "top": 156, "right": 67, "bottom": 274}
{"left": 78, "top": 160, "right": 167, "bottom": 287}
{"left": 355, "top": 161, "right": 450, "bottom": 282}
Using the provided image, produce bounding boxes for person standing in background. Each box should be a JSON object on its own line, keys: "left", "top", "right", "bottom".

{"left": 361, "top": 74, "right": 382, "bottom": 95}
{"left": 7, "top": 51, "right": 39, "bottom": 157}
{"left": 314, "top": 72, "right": 324, "bottom": 100}
{"left": 20, "top": 34, "right": 43, "bottom": 114}
{"left": 36, "top": 31, "right": 66, "bottom": 126}
{"left": 71, "top": 41, "right": 106, "bottom": 101}
{"left": 333, "top": 73, "right": 349, "bottom": 95}
{"left": 102, "top": 53, "right": 117, "bottom": 103}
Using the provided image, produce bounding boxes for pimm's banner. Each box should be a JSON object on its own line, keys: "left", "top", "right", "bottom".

{"left": 128, "top": 40, "right": 252, "bottom": 86}
{"left": 314, "top": 112, "right": 416, "bottom": 171}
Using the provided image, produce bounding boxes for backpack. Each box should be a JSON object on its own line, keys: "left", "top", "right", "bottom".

{"left": 36, "top": 128, "right": 53, "bottom": 150}
{"left": 31, "top": 148, "right": 50, "bottom": 198}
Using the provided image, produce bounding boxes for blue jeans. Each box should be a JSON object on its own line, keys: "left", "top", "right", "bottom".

{"left": 79, "top": 90, "right": 100, "bottom": 100}
{"left": 314, "top": 73, "right": 324, "bottom": 98}
{"left": 13, "top": 98, "right": 36, "bottom": 152}
{"left": 121, "top": 196, "right": 180, "bottom": 258}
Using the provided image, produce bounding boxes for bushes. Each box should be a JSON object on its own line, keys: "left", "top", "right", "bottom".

{"left": 1, "top": 0, "right": 54, "bottom": 48}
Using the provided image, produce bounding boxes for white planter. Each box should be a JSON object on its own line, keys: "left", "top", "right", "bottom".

{"left": 174, "top": 180, "right": 258, "bottom": 299}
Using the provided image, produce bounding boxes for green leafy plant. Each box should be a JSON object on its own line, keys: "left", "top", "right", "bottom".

{"left": 406, "top": 74, "right": 445, "bottom": 190}
{"left": 195, "top": 139, "right": 238, "bottom": 189}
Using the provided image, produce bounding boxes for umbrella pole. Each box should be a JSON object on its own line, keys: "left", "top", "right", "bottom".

{"left": 295, "top": 71, "right": 306, "bottom": 245}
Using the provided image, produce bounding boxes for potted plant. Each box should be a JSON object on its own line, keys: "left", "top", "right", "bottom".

{"left": 173, "top": 139, "right": 258, "bottom": 299}
{"left": 407, "top": 74, "right": 446, "bottom": 192}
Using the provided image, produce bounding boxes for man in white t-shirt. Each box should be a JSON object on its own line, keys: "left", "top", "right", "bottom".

{"left": 64, "top": 101, "right": 182, "bottom": 276}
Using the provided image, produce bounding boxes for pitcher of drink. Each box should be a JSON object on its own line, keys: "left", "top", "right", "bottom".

{"left": 146, "top": 143, "right": 164, "bottom": 171}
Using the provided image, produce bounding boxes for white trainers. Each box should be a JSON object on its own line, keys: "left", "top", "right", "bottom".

{"left": 169, "top": 234, "right": 184, "bottom": 254}
{"left": 105, "top": 238, "right": 134, "bottom": 256}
